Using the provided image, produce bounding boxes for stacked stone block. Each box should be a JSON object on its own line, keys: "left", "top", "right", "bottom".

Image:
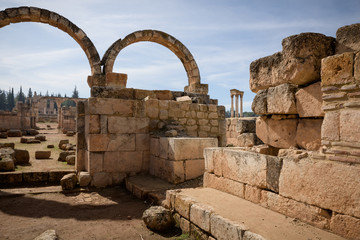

{"left": 251, "top": 33, "right": 335, "bottom": 150}
{"left": 76, "top": 89, "right": 225, "bottom": 187}
{"left": 149, "top": 137, "right": 218, "bottom": 184}
{"left": 225, "top": 117, "right": 261, "bottom": 147}
{"left": 60, "top": 106, "right": 76, "bottom": 133}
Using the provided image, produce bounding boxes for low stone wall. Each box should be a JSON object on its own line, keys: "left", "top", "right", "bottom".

{"left": 76, "top": 88, "right": 225, "bottom": 187}
{"left": 149, "top": 137, "right": 217, "bottom": 184}
{"left": 0, "top": 102, "right": 35, "bottom": 131}
{"left": 225, "top": 117, "right": 261, "bottom": 147}
{"left": 203, "top": 148, "right": 360, "bottom": 239}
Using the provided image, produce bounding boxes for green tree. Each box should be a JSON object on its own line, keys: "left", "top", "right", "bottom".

{"left": 16, "top": 86, "right": 26, "bottom": 103}
{"left": 0, "top": 90, "right": 7, "bottom": 110}
{"left": 72, "top": 85, "right": 79, "bottom": 98}
{"left": 7, "top": 88, "right": 15, "bottom": 111}
{"left": 45, "top": 90, "right": 49, "bottom": 97}
{"left": 27, "top": 88, "right": 33, "bottom": 98}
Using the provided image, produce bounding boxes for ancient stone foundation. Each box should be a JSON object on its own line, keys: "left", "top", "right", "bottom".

{"left": 0, "top": 102, "right": 36, "bottom": 131}
{"left": 76, "top": 88, "right": 225, "bottom": 187}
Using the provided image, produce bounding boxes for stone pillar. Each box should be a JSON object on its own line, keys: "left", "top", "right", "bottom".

{"left": 230, "top": 94, "right": 234, "bottom": 118}
{"left": 240, "top": 92, "right": 244, "bottom": 118}
{"left": 235, "top": 94, "right": 239, "bottom": 118}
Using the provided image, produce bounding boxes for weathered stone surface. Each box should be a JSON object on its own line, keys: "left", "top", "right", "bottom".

{"left": 295, "top": 81, "right": 324, "bottom": 117}
{"left": 184, "top": 159, "right": 204, "bottom": 180}
{"left": 220, "top": 149, "right": 268, "bottom": 188}
{"left": 167, "top": 138, "right": 218, "bottom": 161}
{"left": 251, "top": 90, "right": 267, "bottom": 115}
{"left": 236, "top": 118, "right": 256, "bottom": 133}
{"left": 250, "top": 33, "right": 335, "bottom": 92}
{"left": 91, "top": 172, "right": 112, "bottom": 187}
{"left": 174, "top": 194, "right": 194, "bottom": 219}
{"left": 0, "top": 143, "right": 15, "bottom": 149}
{"left": 0, "top": 157, "right": 15, "bottom": 171}
{"left": 26, "top": 129, "right": 39, "bottom": 136}
{"left": 65, "top": 155, "right": 76, "bottom": 165}
{"left": 189, "top": 203, "right": 213, "bottom": 232}
{"left": 210, "top": 214, "right": 245, "bottom": 240}
{"left": 0, "top": 132, "right": 7, "bottom": 139}
{"left": 243, "top": 231, "right": 265, "bottom": 240}
{"left": 60, "top": 173, "right": 77, "bottom": 190}
{"left": 142, "top": 206, "right": 174, "bottom": 232}
{"left": 58, "top": 139, "right": 69, "bottom": 149}
{"left": 108, "top": 117, "right": 149, "bottom": 134}
{"left": 14, "top": 149, "right": 29, "bottom": 165}
{"left": 267, "top": 84, "right": 298, "bottom": 114}
{"left": 7, "top": 129, "right": 22, "bottom": 137}
{"left": 23, "top": 171, "right": 49, "bottom": 182}
{"left": 330, "top": 213, "right": 360, "bottom": 240}
{"left": 279, "top": 157, "right": 360, "bottom": 218}
{"left": 236, "top": 133, "right": 260, "bottom": 147}
{"left": 256, "top": 117, "right": 298, "bottom": 149}
{"left": 47, "top": 144, "right": 54, "bottom": 148}
{"left": 26, "top": 139, "right": 41, "bottom": 144}
{"left": 103, "top": 151, "right": 142, "bottom": 173}
{"left": 58, "top": 151, "right": 75, "bottom": 162}
{"left": 321, "top": 52, "right": 354, "bottom": 86}
{"left": 266, "top": 157, "right": 282, "bottom": 193}
{"left": 295, "top": 119, "right": 322, "bottom": 151}
{"left": 49, "top": 170, "right": 75, "bottom": 183}
{"left": 88, "top": 98, "right": 134, "bottom": 116}
{"left": 321, "top": 110, "right": 340, "bottom": 141}
{"left": 340, "top": 108, "right": 360, "bottom": 143}
{"left": 35, "top": 151, "right": 51, "bottom": 159}
{"left": 203, "top": 172, "right": 245, "bottom": 198}
{"left": 244, "top": 184, "right": 262, "bottom": 203}
{"left": 66, "top": 131, "right": 75, "bottom": 136}
{"left": 34, "top": 229, "right": 58, "bottom": 240}
{"left": 262, "top": 191, "right": 331, "bottom": 229}
{"left": 35, "top": 135, "right": 46, "bottom": 141}
{"left": 88, "top": 134, "right": 135, "bottom": 152}
{"left": 336, "top": 23, "right": 360, "bottom": 53}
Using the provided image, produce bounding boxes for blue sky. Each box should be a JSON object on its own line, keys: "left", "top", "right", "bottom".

{"left": 0, "top": 0, "right": 359, "bottom": 111}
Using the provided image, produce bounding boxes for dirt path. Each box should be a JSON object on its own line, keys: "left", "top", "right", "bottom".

{"left": 0, "top": 186, "right": 182, "bottom": 240}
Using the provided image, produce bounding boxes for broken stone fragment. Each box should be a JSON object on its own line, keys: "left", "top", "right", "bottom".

{"left": 60, "top": 173, "right": 77, "bottom": 190}
{"left": 33, "top": 229, "right": 58, "bottom": 240}
{"left": 142, "top": 206, "right": 174, "bottom": 232}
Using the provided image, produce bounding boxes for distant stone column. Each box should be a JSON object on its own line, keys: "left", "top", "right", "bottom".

{"left": 230, "top": 94, "right": 234, "bottom": 118}
{"left": 240, "top": 91, "right": 244, "bottom": 117}
{"left": 235, "top": 94, "right": 239, "bottom": 118}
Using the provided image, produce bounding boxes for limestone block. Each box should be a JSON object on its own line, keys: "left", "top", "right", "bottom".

{"left": 88, "top": 134, "right": 135, "bottom": 152}
{"left": 244, "top": 185, "right": 262, "bottom": 204}
{"left": 60, "top": 173, "right": 77, "bottom": 190}
{"left": 236, "top": 133, "right": 260, "bottom": 147}
{"left": 174, "top": 194, "right": 194, "bottom": 219}
{"left": 340, "top": 108, "right": 360, "bottom": 143}
{"left": 221, "top": 149, "right": 267, "bottom": 188}
{"left": 14, "top": 149, "right": 29, "bottom": 165}
{"left": 321, "top": 110, "right": 340, "bottom": 141}
{"left": 279, "top": 157, "right": 360, "bottom": 218}
{"left": 190, "top": 223, "right": 208, "bottom": 240}
{"left": 236, "top": 118, "right": 256, "bottom": 133}
{"left": 88, "top": 98, "right": 134, "bottom": 116}
{"left": 65, "top": 155, "right": 76, "bottom": 165}
{"left": 295, "top": 82, "right": 324, "bottom": 117}
{"left": 355, "top": 52, "right": 360, "bottom": 81}
{"left": 330, "top": 213, "right": 360, "bottom": 240}
{"left": 105, "top": 72, "right": 127, "bottom": 88}
{"left": 190, "top": 203, "right": 213, "bottom": 232}
{"left": 35, "top": 151, "right": 51, "bottom": 159}
{"left": 91, "top": 172, "right": 112, "bottom": 187}
{"left": 256, "top": 117, "right": 298, "bottom": 149}
{"left": 88, "top": 152, "right": 103, "bottom": 174}
{"left": 336, "top": 23, "right": 360, "bottom": 53}
{"left": 185, "top": 159, "right": 205, "bottom": 180}
{"left": 266, "top": 156, "right": 282, "bottom": 193}
{"left": 210, "top": 214, "right": 245, "bottom": 240}
{"left": 262, "top": 191, "right": 330, "bottom": 229}
{"left": 243, "top": 232, "right": 265, "bottom": 240}
{"left": 295, "top": 119, "right": 322, "bottom": 151}
{"left": 150, "top": 137, "right": 160, "bottom": 157}
{"left": 203, "top": 172, "right": 245, "bottom": 198}
{"left": 251, "top": 90, "right": 267, "bottom": 115}
{"left": 204, "top": 148, "right": 216, "bottom": 173}
{"left": 78, "top": 171, "right": 91, "bottom": 187}
{"left": 23, "top": 171, "right": 48, "bottom": 182}
{"left": 267, "top": 84, "right": 298, "bottom": 114}
{"left": 250, "top": 33, "right": 335, "bottom": 92}
{"left": 159, "top": 137, "right": 169, "bottom": 159}
{"left": 86, "top": 115, "right": 100, "bottom": 134}
{"left": 145, "top": 98, "right": 159, "bottom": 119}
{"left": 107, "top": 117, "right": 149, "bottom": 134}
{"left": 321, "top": 52, "right": 354, "bottom": 86}
{"left": 0, "top": 157, "right": 15, "bottom": 171}
{"left": 58, "top": 151, "right": 75, "bottom": 162}
{"left": 167, "top": 138, "right": 218, "bottom": 161}
{"left": 180, "top": 217, "right": 191, "bottom": 234}
{"left": 103, "top": 151, "right": 143, "bottom": 173}
{"left": 136, "top": 134, "right": 150, "bottom": 151}
{"left": 154, "top": 90, "right": 173, "bottom": 100}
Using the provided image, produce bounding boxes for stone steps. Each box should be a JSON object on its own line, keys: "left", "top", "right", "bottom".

{"left": 165, "top": 188, "right": 346, "bottom": 240}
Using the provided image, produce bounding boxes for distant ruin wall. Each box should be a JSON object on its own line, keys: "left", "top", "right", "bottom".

{"left": 76, "top": 88, "right": 225, "bottom": 187}
{"left": 0, "top": 102, "right": 35, "bottom": 130}
{"left": 225, "top": 117, "right": 261, "bottom": 147}
{"left": 60, "top": 106, "right": 76, "bottom": 133}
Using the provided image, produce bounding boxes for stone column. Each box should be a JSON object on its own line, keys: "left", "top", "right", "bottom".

{"left": 235, "top": 94, "right": 239, "bottom": 118}
{"left": 230, "top": 94, "right": 234, "bottom": 118}
{"left": 240, "top": 92, "right": 244, "bottom": 117}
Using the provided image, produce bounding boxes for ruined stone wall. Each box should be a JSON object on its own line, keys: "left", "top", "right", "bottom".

{"left": 225, "top": 117, "right": 261, "bottom": 147}
{"left": 250, "top": 33, "right": 336, "bottom": 151}
{"left": 0, "top": 102, "right": 35, "bottom": 130}
{"left": 60, "top": 106, "right": 76, "bottom": 133}
{"left": 76, "top": 88, "right": 225, "bottom": 187}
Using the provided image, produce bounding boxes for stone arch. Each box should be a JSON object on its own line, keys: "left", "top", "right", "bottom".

{"left": 0, "top": 6, "right": 101, "bottom": 81}
{"left": 102, "top": 30, "right": 207, "bottom": 94}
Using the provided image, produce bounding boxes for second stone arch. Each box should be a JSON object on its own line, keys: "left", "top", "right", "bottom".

{"left": 101, "top": 30, "right": 208, "bottom": 94}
